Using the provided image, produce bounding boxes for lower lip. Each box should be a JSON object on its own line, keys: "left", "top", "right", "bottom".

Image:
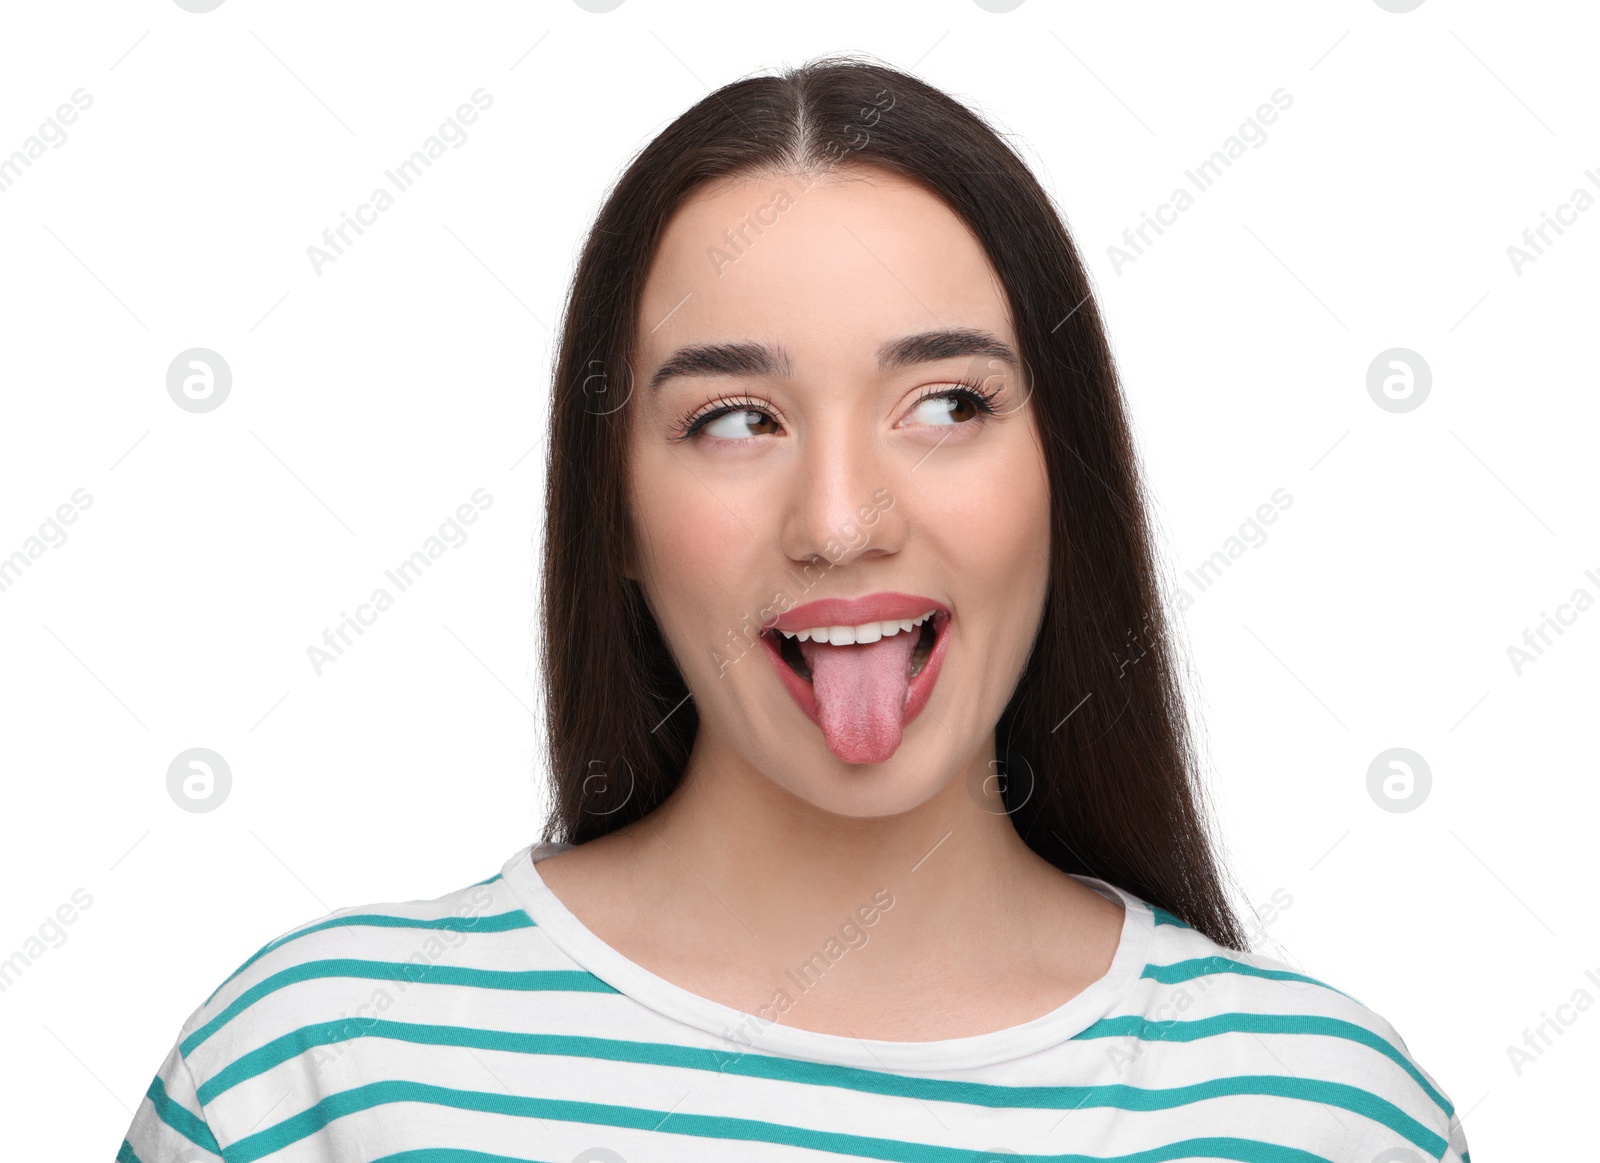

{"left": 758, "top": 611, "right": 952, "bottom": 736}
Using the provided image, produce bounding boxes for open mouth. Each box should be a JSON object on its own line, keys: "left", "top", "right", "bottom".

{"left": 768, "top": 613, "right": 940, "bottom": 684}
{"left": 758, "top": 602, "right": 952, "bottom": 764}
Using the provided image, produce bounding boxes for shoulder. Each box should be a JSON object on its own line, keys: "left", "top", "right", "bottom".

{"left": 121, "top": 856, "right": 588, "bottom": 1160}
{"left": 1111, "top": 900, "right": 1471, "bottom": 1160}
{"left": 172, "top": 858, "right": 558, "bottom": 1093}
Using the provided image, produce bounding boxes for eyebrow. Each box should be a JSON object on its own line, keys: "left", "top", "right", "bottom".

{"left": 647, "top": 327, "right": 1020, "bottom": 392}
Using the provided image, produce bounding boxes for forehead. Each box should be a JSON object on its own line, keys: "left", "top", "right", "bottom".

{"left": 636, "top": 168, "right": 1013, "bottom": 373}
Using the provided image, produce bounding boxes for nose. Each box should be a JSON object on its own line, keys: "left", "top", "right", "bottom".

{"left": 777, "top": 417, "right": 907, "bottom": 570}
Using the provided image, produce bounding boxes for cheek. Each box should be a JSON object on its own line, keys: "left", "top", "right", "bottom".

{"left": 924, "top": 445, "right": 1050, "bottom": 575}
{"left": 633, "top": 451, "right": 739, "bottom": 568}
{"left": 628, "top": 438, "right": 764, "bottom": 629}
{"left": 981, "top": 506, "right": 1048, "bottom": 606}
{"left": 923, "top": 443, "right": 1052, "bottom": 686}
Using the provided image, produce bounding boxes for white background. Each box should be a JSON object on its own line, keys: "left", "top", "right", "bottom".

{"left": 1, "top": 0, "right": 1593, "bottom": 1157}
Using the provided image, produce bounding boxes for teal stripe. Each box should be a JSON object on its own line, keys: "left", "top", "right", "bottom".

{"left": 198, "top": 1020, "right": 1444, "bottom": 1156}
{"left": 371, "top": 1154, "right": 550, "bottom": 1163}
{"left": 202, "top": 1021, "right": 778, "bottom": 1104}
{"left": 203, "top": 909, "right": 535, "bottom": 1006}
{"left": 1078, "top": 1013, "right": 1453, "bottom": 1117}
{"left": 1149, "top": 905, "right": 1190, "bottom": 928}
{"left": 183, "top": 960, "right": 614, "bottom": 1055}
{"left": 362, "top": 1146, "right": 1341, "bottom": 1163}
{"left": 116, "top": 1140, "right": 144, "bottom": 1163}
{"left": 224, "top": 1079, "right": 1354, "bottom": 1163}
{"left": 1142, "top": 957, "right": 1359, "bottom": 1004}
{"left": 145, "top": 1074, "right": 222, "bottom": 1155}
{"left": 469, "top": 872, "right": 504, "bottom": 887}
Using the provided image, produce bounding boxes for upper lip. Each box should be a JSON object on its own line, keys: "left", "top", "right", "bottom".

{"left": 765, "top": 591, "right": 949, "bottom": 634}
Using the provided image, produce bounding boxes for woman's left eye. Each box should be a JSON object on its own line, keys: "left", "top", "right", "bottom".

{"left": 908, "top": 385, "right": 997, "bottom": 427}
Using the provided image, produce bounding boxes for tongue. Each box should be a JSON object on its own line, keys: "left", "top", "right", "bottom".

{"left": 797, "top": 631, "right": 918, "bottom": 765}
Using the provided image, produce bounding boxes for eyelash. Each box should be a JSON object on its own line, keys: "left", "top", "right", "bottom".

{"left": 668, "top": 378, "right": 1005, "bottom": 443}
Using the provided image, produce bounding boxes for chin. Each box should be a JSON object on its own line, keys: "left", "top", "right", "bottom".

{"left": 760, "top": 739, "right": 961, "bottom": 820}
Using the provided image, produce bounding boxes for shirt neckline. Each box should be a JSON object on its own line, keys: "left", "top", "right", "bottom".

{"left": 498, "top": 840, "right": 1154, "bottom": 1072}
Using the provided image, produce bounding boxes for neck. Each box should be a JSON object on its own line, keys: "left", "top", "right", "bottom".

{"left": 608, "top": 727, "right": 1064, "bottom": 973}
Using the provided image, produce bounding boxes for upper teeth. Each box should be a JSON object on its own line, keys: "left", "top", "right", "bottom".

{"left": 778, "top": 610, "right": 936, "bottom": 645}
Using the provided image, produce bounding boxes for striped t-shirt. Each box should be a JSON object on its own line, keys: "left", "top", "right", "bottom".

{"left": 120, "top": 841, "right": 1471, "bottom": 1162}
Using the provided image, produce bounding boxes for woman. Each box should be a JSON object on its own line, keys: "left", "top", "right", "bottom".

{"left": 121, "top": 54, "right": 1470, "bottom": 1162}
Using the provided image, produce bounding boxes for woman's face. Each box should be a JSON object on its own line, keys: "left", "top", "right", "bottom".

{"left": 625, "top": 165, "right": 1051, "bottom": 817}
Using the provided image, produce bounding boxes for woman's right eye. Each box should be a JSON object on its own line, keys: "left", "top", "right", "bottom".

{"left": 681, "top": 405, "right": 780, "bottom": 442}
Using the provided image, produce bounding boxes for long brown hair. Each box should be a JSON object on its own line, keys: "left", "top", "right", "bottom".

{"left": 538, "top": 51, "right": 1251, "bottom": 951}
